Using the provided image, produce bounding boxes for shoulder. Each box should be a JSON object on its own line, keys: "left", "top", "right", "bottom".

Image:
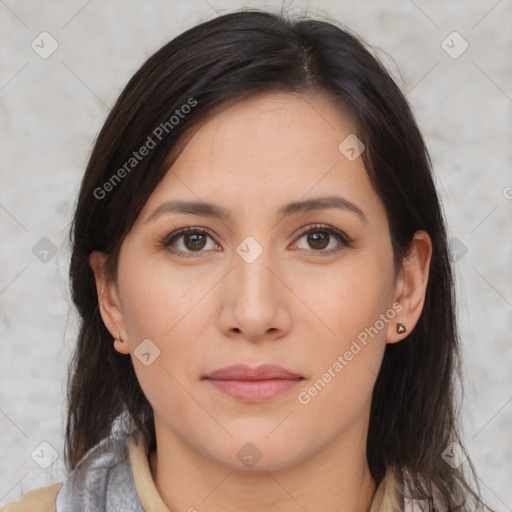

{"left": 1, "top": 483, "right": 63, "bottom": 512}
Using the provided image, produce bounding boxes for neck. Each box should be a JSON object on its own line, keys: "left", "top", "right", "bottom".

{"left": 149, "top": 418, "right": 377, "bottom": 512}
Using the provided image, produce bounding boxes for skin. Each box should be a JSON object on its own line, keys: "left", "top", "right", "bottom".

{"left": 90, "top": 91, "right": 432, "bottom": 512}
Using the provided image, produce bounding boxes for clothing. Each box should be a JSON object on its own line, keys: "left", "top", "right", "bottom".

{"left": 2, "top": 413, "right": 424, "bottom": 512}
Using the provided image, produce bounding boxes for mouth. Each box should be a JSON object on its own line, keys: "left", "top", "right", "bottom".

{"left": 203, "top": 364, "right": 305, "bottom": 402}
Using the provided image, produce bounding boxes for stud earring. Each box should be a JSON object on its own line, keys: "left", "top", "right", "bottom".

{"left": 396, "top": 323, "right": 407, "bottom": 334}
{"left": 115, "top": 335, "right": 123, "bottom": 345}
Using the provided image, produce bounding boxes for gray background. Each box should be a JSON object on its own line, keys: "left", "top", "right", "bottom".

{"left": 1, "top": 0, "right": 511, "bottom": 509}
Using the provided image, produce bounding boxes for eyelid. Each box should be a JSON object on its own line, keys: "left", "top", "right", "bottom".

{"left": 160, "top": 223, "right": 352, "bottom": 258}
{"left": 161, "top": 226, "right": 217, "bottom": 253}
{"left": 290, "top": 223, "right": 352, "bottom": 255}
{"left": 293, "top": 223, "right": 351, "bottom": 243}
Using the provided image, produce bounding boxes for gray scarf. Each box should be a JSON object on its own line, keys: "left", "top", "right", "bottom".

{"left": 56, "top": 413, "right": 144, "bottom": 512}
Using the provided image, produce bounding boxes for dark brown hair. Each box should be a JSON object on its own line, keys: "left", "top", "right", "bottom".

{"left": 66, "top": 8, "right": 491, "bottom": 510}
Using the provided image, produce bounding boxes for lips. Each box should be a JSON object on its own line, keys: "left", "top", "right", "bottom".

{"left": 203, "top": 364, "right": 305, "bottom": 402}
{"left": 204, "top": 364, "right": 304, "bottom": 381}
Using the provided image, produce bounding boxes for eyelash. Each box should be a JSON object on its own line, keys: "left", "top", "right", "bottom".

{"left": 160, "top": 224, "right": 352, "bottom": 259}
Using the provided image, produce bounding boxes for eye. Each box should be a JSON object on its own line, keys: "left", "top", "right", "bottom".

{"left": 292, "top": 224, "right": 351, "bottom": 256}
{"left": 161, "top": 227, "right": 218, "bottom": 257}
{"left": 161, "top": 224, "right": 352, "bottom": 258}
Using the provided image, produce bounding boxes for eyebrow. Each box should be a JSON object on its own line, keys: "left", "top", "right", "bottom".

{"left": 145, "top": 195, "right": 367, "bottom": 224}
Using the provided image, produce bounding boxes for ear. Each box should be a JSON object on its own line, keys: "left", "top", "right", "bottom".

{"left": 388, "top": 230, "right": 432, "bottom": 344}
{"left": 89, "top": 251, "right": 130, "bottom": 354}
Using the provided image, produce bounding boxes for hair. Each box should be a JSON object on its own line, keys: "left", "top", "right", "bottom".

{"left": 66, "top": 8, "right": 491, "bottom": 511}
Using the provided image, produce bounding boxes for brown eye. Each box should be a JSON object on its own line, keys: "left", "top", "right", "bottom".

{"left": 162, "top": 224, "right": 351, "bottom": 259}
{"left": 162, "top": 227, "right": 217, "bottom": 257}
{"left": 306, "top": 231, "right": 330, "bottom": 250}
{"left": 182, "top": 232, "right": 207, "bottom": 251}
{"left": 293, "top": 224, "right": 351, "bottom": 256}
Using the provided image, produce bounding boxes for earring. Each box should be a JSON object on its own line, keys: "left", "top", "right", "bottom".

{"left": 115, "top": 335, "right": 123, "bottom": 345}
{"left": 396, "top": 323, "right": 407, "bottom": 334}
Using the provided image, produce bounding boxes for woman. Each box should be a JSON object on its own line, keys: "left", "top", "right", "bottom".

{"left": 3, "top": 8, "right": 492, "bottom": 512}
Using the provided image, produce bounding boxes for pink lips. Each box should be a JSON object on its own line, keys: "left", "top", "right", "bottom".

{"left": 204, "top": 364, "right": 304, "bottom": 402}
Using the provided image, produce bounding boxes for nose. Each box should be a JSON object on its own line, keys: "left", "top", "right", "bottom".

{"left": 217, "top": 240, "right": 292, "bottom": 342}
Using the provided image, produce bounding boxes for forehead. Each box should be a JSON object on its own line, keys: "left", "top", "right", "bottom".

{"left": 177, "top": 91, "right": 357, "bottom": 170}
{"left": 139, "top": 91, "right": 386, "bottom": 225}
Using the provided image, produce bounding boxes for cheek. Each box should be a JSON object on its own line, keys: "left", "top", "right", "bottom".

{"left": 116, "top": 248, "right": 220, "bottom": 370}
{"left": 301, "top": 259, "right": 394, "bottom": 344}
{"left": 117, "top": 248, "right": 194, "bottom": 337}
{"left": 115, "top": 255, "right": 208, "bottom": 415}
{"left": 292, "top": 253, "right": 395, "bottom": 409}
{"left": 119, "top": 271, "right": 173, "bottom": 341}
{"left": 295, "top": 262, "right": 393, "bottom": 423}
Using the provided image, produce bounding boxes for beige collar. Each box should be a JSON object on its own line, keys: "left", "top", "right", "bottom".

{"left": 128, "top": 435, "right": 403, "bottom": 511}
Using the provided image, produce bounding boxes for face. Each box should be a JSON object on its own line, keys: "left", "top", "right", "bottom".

{"left": 95, "top": 91, "right": 412, "bottom": 471}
